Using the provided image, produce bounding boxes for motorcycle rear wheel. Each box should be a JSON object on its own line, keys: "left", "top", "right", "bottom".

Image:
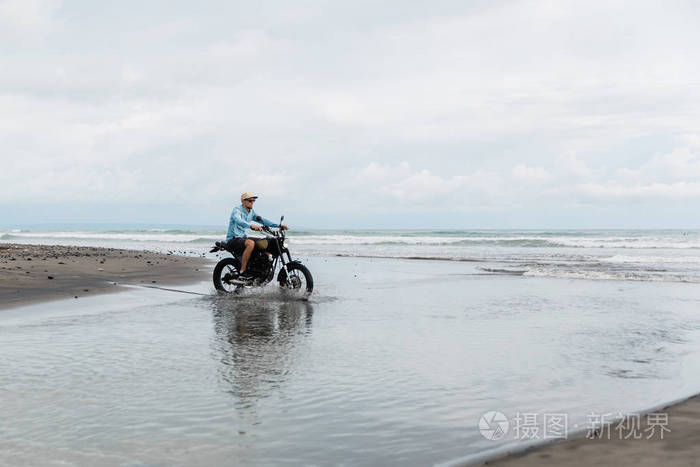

{"left": 278, "top": 263, "right": 313, "bottom": 300}
{"left": 213, "top": 257, "right": 243, "bottom": 293}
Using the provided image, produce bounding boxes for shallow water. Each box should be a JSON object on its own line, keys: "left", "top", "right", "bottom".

{"left": 2, "top": 256, "right": 700, "bottom": 465}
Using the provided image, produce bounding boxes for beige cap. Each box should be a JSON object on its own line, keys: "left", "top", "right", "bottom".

{"left": 240, "top": 192, "right": 258, "bottom": 201}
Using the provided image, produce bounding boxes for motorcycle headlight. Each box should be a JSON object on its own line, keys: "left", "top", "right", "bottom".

{"left": 282, "top": 240, "right": 288, "bottom": 249}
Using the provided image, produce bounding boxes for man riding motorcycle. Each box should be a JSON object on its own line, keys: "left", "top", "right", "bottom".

{"left": 226, "top": 192, "right": 289, "bottom": 278}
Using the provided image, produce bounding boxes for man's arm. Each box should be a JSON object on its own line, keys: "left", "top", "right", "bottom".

{"left": 252, "top": 210, "right": 278, "bottom": 228}
{"left": 231, "top": 208, "right": 252, "bottom": 230}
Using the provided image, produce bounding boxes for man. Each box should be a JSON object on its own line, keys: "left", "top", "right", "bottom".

{"left": 225, "top": 192, "right": 289, "bottom": 278}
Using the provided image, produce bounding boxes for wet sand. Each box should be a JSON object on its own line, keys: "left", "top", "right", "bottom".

{"left": 0, "top": 243, "right": 211, "bottom": 310}
{"left": 482, "top": 394, "right": 700, "bottom": 467}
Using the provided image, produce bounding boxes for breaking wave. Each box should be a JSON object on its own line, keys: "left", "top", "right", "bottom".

{"left": 2, "top": 229, "right": 699, "bottom": 249}
{"left": 2, "top": 228, "right": 699, "bottom": 284}
{"left": 523, "top": 268, "right": 700, "bottom": 283}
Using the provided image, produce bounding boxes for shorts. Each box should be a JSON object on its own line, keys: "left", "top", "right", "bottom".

{"left": 225, "top": 237, "right": 248, "bottom": 255}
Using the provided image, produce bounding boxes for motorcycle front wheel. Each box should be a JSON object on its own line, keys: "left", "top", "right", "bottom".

{"left": 213, "top": 257, "right": 243, "bottom": 293}
{"left": 278, "top": 263, "right": 313, "bottom": 300}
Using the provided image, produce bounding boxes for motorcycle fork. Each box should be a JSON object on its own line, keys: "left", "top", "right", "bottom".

{"left": 273, "top": 255, "right": 288, "bottom": 279}
{"left": 277, "top": 250, "right": 294, "bottom": 274}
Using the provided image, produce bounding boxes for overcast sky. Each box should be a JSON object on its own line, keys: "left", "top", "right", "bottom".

{"left": 1, "top": 0, "right": 699, "bottom": 229}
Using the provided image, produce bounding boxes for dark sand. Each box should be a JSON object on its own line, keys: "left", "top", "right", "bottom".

{"left": 483, "top": 395, "right": 700, "bottom": 467}
{"left": 0, "top": 243, "right": 211, "bottom": 310}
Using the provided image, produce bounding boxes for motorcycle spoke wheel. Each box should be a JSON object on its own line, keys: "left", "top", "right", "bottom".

{"left": 280, "top": 263, "right": 313, "bottom": 300}
{"left": 220, "top": 266, "right": 239, "bottom": 292}
{"left": 213, "top": 257, "right": 242, "bottom": 293}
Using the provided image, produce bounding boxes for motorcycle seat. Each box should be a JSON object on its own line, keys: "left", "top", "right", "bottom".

{"left": 210, "top": 241, "right": 231, "bottom": 253}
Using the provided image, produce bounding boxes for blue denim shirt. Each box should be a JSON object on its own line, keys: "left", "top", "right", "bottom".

{"left": 225, "top": 204, "right": 278, "bottom": 241}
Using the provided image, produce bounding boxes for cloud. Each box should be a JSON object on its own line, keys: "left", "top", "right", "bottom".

{"left": 0, "top": 0, "right": 61, "bottom": 43}
{"left": 577, "top": 182, "right": 700, "bottom": 199}
{"left": 511, "top": 165, "right": 551, "bottom": 184}
{"left": 559, "top": 153, "right": 592, "bottom": 178}
{"left": 346, "top": 162, "right": 507, "bottom": 210}
{"left": 680, "top": 133, "right": 700, "bottom": 148}
{"left": 618, "top": 147, "right": 700, "bottom": 182}
{"left": 2, "top": 1, "right": 700, "bottom": 226}
{"left": 357, "top": 162, "right": 412, "bottom": 182}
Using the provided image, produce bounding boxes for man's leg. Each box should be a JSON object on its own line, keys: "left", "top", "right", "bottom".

{"left": 240, "top": 239, "right": 255, "bottom": 273}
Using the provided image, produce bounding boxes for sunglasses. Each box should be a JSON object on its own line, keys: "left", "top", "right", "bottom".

{"left": 245, "top": 198, "right": 257, "bottom": 202}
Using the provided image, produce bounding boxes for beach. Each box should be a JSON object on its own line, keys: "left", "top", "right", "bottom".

{"left": 0, "top": 243, "right": 210, "bottom": 310}
{"left": 5, "top": 0, "right": 700, "bottom": 463}
{"left": 2, "top": 231, "right": 700, "bottom": 466}
{"left": 482, "top": 395, "right": 700, "bottom": 467}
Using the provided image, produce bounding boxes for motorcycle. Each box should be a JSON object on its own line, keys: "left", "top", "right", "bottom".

{"left": 209, "top": 216, "right": 313, "bottom": 299}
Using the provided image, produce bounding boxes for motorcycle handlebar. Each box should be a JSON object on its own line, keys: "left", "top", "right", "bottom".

{"left": 261, "top": 225, "right": 284, "bottom": 236}
{"left": 259, "top": 222, "right": 286, "bottom": 238}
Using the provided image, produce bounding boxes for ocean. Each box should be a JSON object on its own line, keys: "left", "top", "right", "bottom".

{"left": 2, "top": 228, "right": 700, "bottom": 283}
{"left": 2, "top": 228, "right": 700, "bottom": 465}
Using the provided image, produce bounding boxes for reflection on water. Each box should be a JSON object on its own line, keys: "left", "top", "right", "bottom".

{"left": 2, "top": 256, "right": 700, "bottom": 466}
{"left": 210, "top": 296, "right": 313, "bottom": 409}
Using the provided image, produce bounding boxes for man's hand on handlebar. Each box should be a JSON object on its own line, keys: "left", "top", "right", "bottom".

{"left": 251, "top": 224, "right": 288, "bottom": 232}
